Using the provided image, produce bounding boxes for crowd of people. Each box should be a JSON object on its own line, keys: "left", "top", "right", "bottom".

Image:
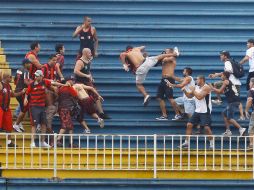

{"left": 0, "top": 16, "right": 254, "bottom": 150}
{"left": 120, "top": 39, "right": 254, "bottom": 150}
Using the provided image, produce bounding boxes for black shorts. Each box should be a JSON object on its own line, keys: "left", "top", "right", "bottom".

{"left": 189, "top": 112, "right": 212, "bottom": 127}
{"left": 29, "top": 106, "right": 47, "bottom": 126}
{"left": 157, "top": 77, "right": 175, "bottom": 99}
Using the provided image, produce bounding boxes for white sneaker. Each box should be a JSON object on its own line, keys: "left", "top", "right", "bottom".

{"left": 239, "top": 128, "right": 246, "bottom": 137}
{"left": 84, "top": 129, "right": 91, "bottom": 134}
{"left": 178, "top": 142, "right": 189, "bottom": 149}
{"left": 98, "top": 118, "right": 104, "bottom": 128}
{"left": 173, "top": 47, "right": 180, "bottom": 57}
{"left": 39, "top": 141, "right": 51, "bottom": 148}
{"left": 30, "top": 142, "right": 36, "bottom": 148}
{"left": 143, "top": 95, "right": 151, "bottom": 107}
{"left": 19, "top": 123, "right": 25, "bottom": 132}
{"left": 13, "top": 124, "right": 22, "bottom": 133}
{"left": 222, "top": 130, "right": 232, "bottom": 137}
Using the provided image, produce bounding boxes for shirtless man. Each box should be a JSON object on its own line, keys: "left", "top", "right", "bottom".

{"left": 155, "top": 48, "right": 182, "bottom": 120}
{"left": 120, "top": 46, "right": 180, "bottom": 106}
{"left": 73, "top": 82, "right": 104, "bottom": 133}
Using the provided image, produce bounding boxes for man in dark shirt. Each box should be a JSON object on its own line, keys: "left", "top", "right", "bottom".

{"left": 74, "top": 48, "right": 110, "bottom": 119}
{"left": 245, "top": 77, "right": 254, "bottom": 149}
{"left": 210, "top": 71, "right": 246, "bottom": 137}
{"left": 55, "top": 43, "right": 65, "bottom": 82}
{"left": 13, "top": 59, "right": 32, "bottom": 133}
{"left": 73, "top": 16, "right": 99, "bottom": 58}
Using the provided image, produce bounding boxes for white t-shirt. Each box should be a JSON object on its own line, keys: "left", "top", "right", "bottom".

{"left": 224, "top": 60, "right": 241, "bottom": 85}
{"left": 246, "top": 47, "right": 254, "bottom": 72}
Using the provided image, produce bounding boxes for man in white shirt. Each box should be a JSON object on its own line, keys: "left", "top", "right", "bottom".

{"left": 240, "top": 38, "right": 254, "bottom": 91}
{"left": 209, "top": 51, "right": 245, "bottom": 120}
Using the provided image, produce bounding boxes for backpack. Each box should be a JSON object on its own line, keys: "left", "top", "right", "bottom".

{"left": 229, "top": 58, "right": 244, "bottom": 78}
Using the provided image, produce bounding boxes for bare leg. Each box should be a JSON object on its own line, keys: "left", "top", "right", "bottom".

{"left": 169, "top": 98, "right": 181, "bottom": 115}
{"left": 204, "top": 126, "right": 213, "bottom": 141}
{"left": 31, "top": 125, "right": 36, "bottom": 144}
{"left": 96, "top": 100, "right": 104, "bottom": 114}
{"left": 80, "top": 120, "right": 90, "bottom": 131}
{"left": 157, "top": 98, "right": 167, "bottom": 117}
{"left": 228, "top": 119, "right": 241, "bottom": 129}
{"left": 15, "top": 111, "right": 26, "bottom": 125}
{"left": 57, "top": 128, "right": 66, "bottom": 141}
{"left": 239, "top": 103, "right": 245, "bottom": 119}
{"left": 136, "top": 83, "right": 148, "bottom": 97}
{"left": 91, "top": 113, "right": 99, "bottom": 120}
{"left": 185, "top": 122, "right": 193, "bottom": 141}
{"left": 223, "top": 115, "right": 231, "bottom": 130}
{"left": 40, "top": 123, "right": 47, "bottom": 143}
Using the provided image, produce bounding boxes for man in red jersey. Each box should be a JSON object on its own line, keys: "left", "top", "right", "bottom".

{"left": 0, "top": 72, "right": 26, "bottom": 147}
{"left": 41, "top": 54, "right": 59, "bottom": 131}
{"left": 25, "top": 41, "right": 43, "bottom": 79}
{"left": 55, "top": 43, "right": 65, "bottom": 82}
{"left": 24, "top": 70, "right": 65, "bottom": 148}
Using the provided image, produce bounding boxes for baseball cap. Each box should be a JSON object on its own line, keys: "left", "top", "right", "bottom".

{"left": 34, "top": 70, "right": 44, "bottom": 77}
{"left": 220, "top": 50, "right": 230, "bottom": 58}
{"left": 22, "top": 58, "right": 32, "bottom": 65}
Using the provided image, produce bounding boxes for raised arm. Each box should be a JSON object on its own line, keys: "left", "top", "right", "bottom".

{"left": 72, "top": 25, "right": 83, "bottom": 38}
{"left": 209, "top": 80, "right": 228, "bottom": 94}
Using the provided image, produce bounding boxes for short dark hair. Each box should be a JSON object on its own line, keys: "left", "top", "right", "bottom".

{"left": 30, "top": 41, "right": 39, "bottom": 50}
{"left": 197, "top": 75, "right": 205, "bottom": 82}
{"left": 126, "top": 45, "right": 133, "bottom": 51}
{"left": 248, "top": 39, "right": 254, "bottom": 44}
{"left": 184, "top": 67, "right": 193, "bottom": 75}
{"left": 222, "top": 71, "right": 230, "bottom": 79}
{"left": 220, "top": 50, "right": 230, "bottom": 58}
{"left": 48, "top": 54, "right": 57, "bottom": 60}
{"left": 55, "top": 43, "right": 64, "bottom": 53}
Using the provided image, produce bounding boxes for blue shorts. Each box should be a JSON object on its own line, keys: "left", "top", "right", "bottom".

{"left": 175, "top": 97, "right": 195, "bottom": 115}
{"left": 223, "top": 102, "right": 240, "bottom": 120}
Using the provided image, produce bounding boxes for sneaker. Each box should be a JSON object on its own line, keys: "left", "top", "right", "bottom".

{"left": 173, "top": 47, "right": 180, "bottom": 57}
{"left": 69, "top": 143, "right": 79, "bottom": 148}
{"left": 143, "top": 95, "right": 151, "bottom": 107}
{"left": 30, "top": 142, "right": 36, "bottom": 148}
{"left": 99, "top": 113, "right": 111, "bottom": 119}
{"left": 19, "top": 123, "right": 25, "bottom": 132}
{"left": 247, "top": 145, "right": 253, "bottom": 150}
{"left": 172, "top": 114, "right": 184, "bottom": 121}
{"left": 156, "top": 116, "right": 168, "bottom": 121}
{"left": 222, "top": 130, "right": 232, "bottom": 137}
{"left": 238, "top": 116, "right": 246, "bottom": 121}
{"left": 98, "top": 118, "right": 104, "bottom": 128}
{"left": 13, "top": 124, "right": 22, "bottom": 133}
{"left": 178, "top": 142, "right": 189, "bottom": 149}
{"left": 209, "top": 143, "right": 214, "bottom": 149}
{"left": 239, "top": 128, "right": 246, "bottom": 137}
{"left": 84, "top": 129, "right": 91, "bottom": 134}
{"left": 8, "top": 142, "right": 17, "bottom": 148}
{"left": 39, "top": 141, "right": 51, "bottom": 148}
{"left": 212, "top": 99, "right": 222, "bottom": 105}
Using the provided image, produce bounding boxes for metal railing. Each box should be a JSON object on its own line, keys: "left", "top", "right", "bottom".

{"left": 0, "top": 133, "right": 253, "bottom": 179}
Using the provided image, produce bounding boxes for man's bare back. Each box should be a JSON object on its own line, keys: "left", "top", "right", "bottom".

{"left": 126, "top": 49, "right": 145, "bottom": 68}
{"left": 73, "top": 83, "right": 89, "bottom": 100}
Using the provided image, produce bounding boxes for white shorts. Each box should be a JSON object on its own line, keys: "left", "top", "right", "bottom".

{"left": 175, "top": 96, "right": 195, "bottom": 115}
{"left": 135, "top": 56, "right": 158, "bottom": 84}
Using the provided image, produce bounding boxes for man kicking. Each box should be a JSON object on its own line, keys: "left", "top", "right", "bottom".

{"left": 119, "top": 46, "right": 179, "bottom": 106}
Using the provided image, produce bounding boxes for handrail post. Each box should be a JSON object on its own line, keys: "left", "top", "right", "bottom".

{"left": 53, "top": 133, "right": 57, "bottom": 178}
{"left": 153, "top": 134, "right": 157, "bottom": 179}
